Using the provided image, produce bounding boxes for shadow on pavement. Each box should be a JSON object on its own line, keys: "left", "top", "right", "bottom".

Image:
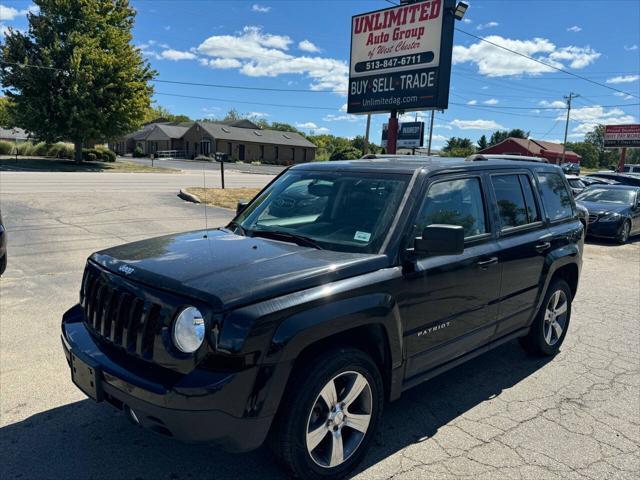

{"left": 1, "top": 341, "right": 551, "bottom": 480}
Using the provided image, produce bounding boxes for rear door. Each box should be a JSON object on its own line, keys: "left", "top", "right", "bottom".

{"left": 400, "top": 173, "right": 502, "bottom": 379}
{"left": 489, "top": 171, "right": 550, "bottom": 337}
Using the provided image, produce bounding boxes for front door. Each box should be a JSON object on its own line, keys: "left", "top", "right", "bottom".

{"left": 400, "top": 174, "right": 502, "bottom": 379}
{"left": 238, "top": 144, "right": 245, "bottom": 161}
{"left": 201, "top": 140, "right": 211, "bottom": 156}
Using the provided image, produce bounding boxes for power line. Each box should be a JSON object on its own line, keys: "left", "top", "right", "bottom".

{"left": 155, "top": 92, "right": 340, "bottom": 111}
{"left": 152, "top": 79, "right": 343, "bottom": 94}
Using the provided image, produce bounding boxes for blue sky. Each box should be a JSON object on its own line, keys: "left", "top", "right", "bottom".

{"left": 1, "top": 0, "right": 639, "bottom": 149}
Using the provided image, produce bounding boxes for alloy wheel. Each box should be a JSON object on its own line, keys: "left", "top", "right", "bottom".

{"left": 306, "top": 371, "right": 373, "bottom": 469}
{"left": 620, "top": 222, "right": 630, "bottom": 243}
{"left": 543, "top": 290, "right": 568, "bottom": 346}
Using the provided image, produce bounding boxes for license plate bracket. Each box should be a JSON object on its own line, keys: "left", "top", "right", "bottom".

{"left": 71, "top": 352, "right": 103, "bottom": 402}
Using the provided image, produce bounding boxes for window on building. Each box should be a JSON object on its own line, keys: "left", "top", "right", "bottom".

{"left": 227, "top": 142, "right": 232, "bottom": 155}
{"left": 303, "top": 149, "right": 307, "bottom": 163}
{"left": 275, "top": 146, "right": 279, "bottom": 160}
{"left": 416, "top": 177, "right": 487, "bottom": 238}
{"left": 536, "top": 172, "right": 573, "bottom": 221}
{"left": 260, "top": 145, "right": 264, "bottom": 160}
{"left": 491, "top": 174, "right": 540, "bottom": 229}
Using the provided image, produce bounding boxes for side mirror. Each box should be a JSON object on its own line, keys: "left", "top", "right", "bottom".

{"left": 236, "top": 200, "right": 249, "bottom": 216}
{"left": 414, "top": 225, "right": 465, "bottom": 256}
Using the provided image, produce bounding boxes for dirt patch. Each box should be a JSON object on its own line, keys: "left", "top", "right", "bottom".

{"left": 185, "top": 187, "right": 261, "bottom": 210}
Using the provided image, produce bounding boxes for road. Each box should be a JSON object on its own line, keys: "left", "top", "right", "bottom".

{"left": 1, "top": 170, "right": 639, "bottom": 480}
{"left": 125, "top": 156, "right": 287, "bottom": 175}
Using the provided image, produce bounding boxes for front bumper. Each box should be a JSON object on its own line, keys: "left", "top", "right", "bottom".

{"left": 61, "top": 304, "right": 273, "bottom": 452}
{"left": 586, "top": 218, "right": 623, "bottom": 239}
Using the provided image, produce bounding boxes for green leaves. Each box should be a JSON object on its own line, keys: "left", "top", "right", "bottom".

{"left": 0, "top": 0, "right": 156, "bottom": 146}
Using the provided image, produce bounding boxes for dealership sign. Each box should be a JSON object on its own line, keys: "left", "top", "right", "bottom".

{"left": 604, "top": 124, "right": 640, "bottom": 148}
{"left": 347, "top": 0, "right": 455, "bottom": 115}
{"left": 382, "top": 122, "right": 425, "bottom": 148}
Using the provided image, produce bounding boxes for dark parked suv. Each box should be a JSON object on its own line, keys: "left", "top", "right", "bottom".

{"left": 62, "top": 158, "right": 583, "bottom": 479}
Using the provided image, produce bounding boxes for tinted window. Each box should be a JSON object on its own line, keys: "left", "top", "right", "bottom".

{"left": 537, "top": 172, "right": 573, "bottom": 220}
{"left": 417, "top": 178, "right": 487, "bottom": 238}
{"left": 492, "top": 175, "right": 540, "bottom": 229}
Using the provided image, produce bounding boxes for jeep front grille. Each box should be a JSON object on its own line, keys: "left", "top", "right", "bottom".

{"left": 80, "top": 266, "right": 163, "bottom": 361}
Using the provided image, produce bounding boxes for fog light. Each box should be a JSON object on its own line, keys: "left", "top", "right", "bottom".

{"left": 172, "top": 306, "right": 205, "bottom": 353}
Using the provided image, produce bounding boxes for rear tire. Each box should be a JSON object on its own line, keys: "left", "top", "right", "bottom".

{"left": 269, "top": 347, "right": 383, "bottom": 480}
{"left": 0, "top": 253, "right": 6, "bottom": 276}
{"left": 520, "top": 279, "right": 571, "bottom": 356}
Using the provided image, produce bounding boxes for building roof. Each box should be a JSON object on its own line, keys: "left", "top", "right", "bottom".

{"left": 478, "top": 137, "right": 581, "bottom": 160}
{"left": 0, "top": 126, "right": 29, "bottom": 140}
{"left": 127, "top": 122, "right": 193, "bottom": 141}
{"left": 192, "top": 121, "right": 316, "bottom": 148}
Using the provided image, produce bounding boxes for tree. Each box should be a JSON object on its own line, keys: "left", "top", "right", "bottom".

{"left": 489, "top": 129, "right": 528, "bottom": 147}
{"left": 329, "top": 146, "right": 362, "bottom": 161}
{"left": 442, "top": 137, "right": 475, "bottom": 157}
{"left": 584, "top": 125, "right": 618, "bottom": 168}
{"left": 0, "top": 97, "right": 15, "bottom": 128}
{"left": 565, "top": 141, "right": 599, "bottom": 169}
{"left": 0, "top": 0, "right": 155, "bottom": 162}
{"left": 143, "top": 105, "right": 191, "bottom": 124}
{"left": 477, "top": 134, "right": 488, "bottom": 150}
{"left": 269, "top": 122, "right": 302, "bottom": 134}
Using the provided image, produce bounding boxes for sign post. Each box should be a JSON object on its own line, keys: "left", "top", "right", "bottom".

{"left": 348, "top": 0, "right": 456, "bottom": 153}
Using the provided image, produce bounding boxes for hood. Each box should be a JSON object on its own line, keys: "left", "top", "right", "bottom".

{"left": 578, "top": 201, "right": 630, "bottom": 216}
{"left": 91, "top": 229, "right": 388, "bottom": 312}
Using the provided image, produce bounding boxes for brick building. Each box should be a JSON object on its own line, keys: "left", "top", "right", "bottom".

{"left": 477, "top": 137, "right": 582, "bottom": 165}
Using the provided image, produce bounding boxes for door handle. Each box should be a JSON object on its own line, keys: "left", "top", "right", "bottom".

{"left": 535, "top": 241, "right": 551, "bottom": 253}
{"left": 477, "top": 257, "right": 498, "bottom": 269}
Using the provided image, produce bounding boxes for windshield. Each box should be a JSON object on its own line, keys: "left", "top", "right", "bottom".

{"left": 576, "top": 188, "right": 636, "bottom": 205}
{"left": 234, "top": 170, "right": 410, "bottom": 253}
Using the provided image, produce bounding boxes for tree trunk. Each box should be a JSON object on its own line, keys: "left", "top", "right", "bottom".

{"left": 74, "top": 141, "right": 83, "bottom": 164}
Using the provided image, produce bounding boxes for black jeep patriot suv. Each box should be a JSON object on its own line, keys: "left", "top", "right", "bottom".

{"left": 62, "top": 157, "right": 582, "bottom": 479}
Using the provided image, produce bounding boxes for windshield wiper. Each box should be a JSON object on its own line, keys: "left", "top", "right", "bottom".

{"left": 250, "top": 229, "right": 323, "bottom": 250}
{"left": 227, "top": 221, "right": 248, "bottom": 236}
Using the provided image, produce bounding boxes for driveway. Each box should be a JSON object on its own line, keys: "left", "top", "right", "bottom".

{"left": 1, "top": 170, "right": 638, "bottom": 479}
{"left": 125, "top": 156, "right": 287, "bottom": 176}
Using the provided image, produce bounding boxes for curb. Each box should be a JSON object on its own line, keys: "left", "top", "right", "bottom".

{"left": 178, "top": 189, "right": 201, "bottom": 203}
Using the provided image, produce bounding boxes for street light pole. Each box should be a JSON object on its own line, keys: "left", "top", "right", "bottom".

{"left": 427, "top": 110, "right": 435, "bottom": 156}
{"left": 364, "top": 113, "right": 371, "bottom": 155}
{"left": 561, "top": 92, "right": 579, "bottom": 164}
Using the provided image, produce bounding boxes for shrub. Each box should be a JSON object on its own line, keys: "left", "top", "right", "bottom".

{"left": 329, "top": 147, "right": 362, "bottom": 161}
{"left": 47, "top": 142, "right": 74, "bottom": 159}
{"left": 82, "top": 148, "right": 103, "bottom": 162}
{"left": 0, "top": 140, "right": 14, "bottom": 155}
{"left": 87, "top": 152, "right": 97, "bottom": 162}
{"left": 133, "top": 146, "right": 145, "bottom": 157}
{"left": 16, "top": 141, "right": 34, "bottom": 156}
{"left": 32, "top": 142, "right": 51, "bottom": 156}
{"left": 96, "top": 146, "right": 116, "bottom": 162}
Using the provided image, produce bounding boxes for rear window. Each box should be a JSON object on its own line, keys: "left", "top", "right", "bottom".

{"left": 491, "top": 174, "right": 540, "bottom": 229}
{"left": 536, "top": 172, "right": 573, "bottom": 221}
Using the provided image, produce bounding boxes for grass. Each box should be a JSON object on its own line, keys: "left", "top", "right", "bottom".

{"left": 185, "top": 187, "right": 261, "bottom": 210}
{"left": 0, "top": 157, "right": 179, "bottom": 173}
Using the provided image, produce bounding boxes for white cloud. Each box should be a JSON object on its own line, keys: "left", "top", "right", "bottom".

{"left": 431, "top": 134, "right": 449, "bottom": 143}
{"left": 199, "top": 58, "right": 243, "bottom": 69}
{"left": 467, "top": 100, "right": 478, "bottom": 105}
{"left": 251, "top": 4, "right": 271, "bottom": 13}
{"left": 624, "top": 44, "right": 638, "bottom": 51}
{"left": 0, "top": 4, "right": 37, "bottom": 21}
{"left": 481, "top": 85, "right": 489, "bottom": 90}
{"left": 299, "top": 40, "right": 320, "bottom": 53}
{"left": 606, "top": 74, "right": 640, "bottom": 84}
{"left": 539, "top": 100, "right": 566, "bottom": 109}
{"left": 164, "top": 25, "right": 171, "bottom": 31}
{"left": 561, "top": 106, "right": 637, "bottom": 134}
{"left": 476, "top": 22, "right": 499, "bottom": 31}
{"left": 434, "top": 123, "right": 453, "bottom": 130}
{"left": 453, "top": 35, "right": 600, "bottom": 77}
{"left": 323, "top": 114, "right": 361, "bottom": 123}
{"left": 567, "top": 26, "right": 582, "bottom": 33}
{"left": 296, "top": 122, "right": 318, "bottom": 129}
{"left": 197, "top": 26, "right": 348, "bottom": 93}
{"left": 450, "top": 119, "right": 504, "bottom": 130}
{"left": 462, "top": 18, "right": 472, "bottom": 24}
{"left": 160, "top": 49, "right": 197, "bottom": 61}
{"left": 614, "top": 92, "right": 634, "bottom": 100}
{"left": 340, "top": 103, "right": 348, "bottom": 112}
{"left": 314, "top": 127, "right": 330, "bottom": 134}
{"left": 483, "top": 98, "right": 499, "bottom": 105}
{"left": 248, "top": 111, "right": 269, "bottom": 118}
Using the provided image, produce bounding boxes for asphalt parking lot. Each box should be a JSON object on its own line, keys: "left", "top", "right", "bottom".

{"left": 1, "top": 170, "right": 639, "bottom": 480}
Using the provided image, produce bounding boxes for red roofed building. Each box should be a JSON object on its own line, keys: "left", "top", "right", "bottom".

{"left": 477, "top": 137, "right": 581, "bottom": 165}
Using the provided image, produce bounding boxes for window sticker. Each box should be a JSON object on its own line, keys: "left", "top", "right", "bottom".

{"left": 354, "top": 231, "right": 371, "bottom": 242}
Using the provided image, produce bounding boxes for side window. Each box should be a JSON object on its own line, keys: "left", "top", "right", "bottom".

{"left": 536, "top": 172, "right": 573, "bottom": 221}
{"left": 491, "top": 174, "right": 541, "bottom": 229}
{"left": 417, "top": 177, "right": 487, "bottom": 238}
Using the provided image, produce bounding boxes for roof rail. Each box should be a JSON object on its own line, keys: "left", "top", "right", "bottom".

{"left": 466, "top": 154, "right": 549, "bottom": 163}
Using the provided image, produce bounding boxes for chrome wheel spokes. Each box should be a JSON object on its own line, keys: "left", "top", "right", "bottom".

{"left": 543, "top": 289, "right": 568, "bottom": 346}
{"left": 306, "top": 371, "right": 373, "bottom": 469}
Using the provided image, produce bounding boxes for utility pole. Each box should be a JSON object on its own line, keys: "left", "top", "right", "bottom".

{"left": 363, "top": 113, "right": 371, "bottom": 155}
{"left": 427, "top": 110, "right": 435, "bottom": 156}
{"left": 387, "top": 110, "right": 399, "bottom": 154}
{"left": 561, "top": 92, "right": 579, "bottom": 163}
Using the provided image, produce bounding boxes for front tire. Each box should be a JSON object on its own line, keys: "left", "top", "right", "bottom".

{"left": 269, "top": 347, "right": 383, "bottom": 479}
{"left": 520, "top": 279, "right": 572, "bottom": 356}
{"left": 617, "top": 220, "right": 631, "bottom": 244}
{"left": 0, "top": 253, "right": 6, "bottom": 276}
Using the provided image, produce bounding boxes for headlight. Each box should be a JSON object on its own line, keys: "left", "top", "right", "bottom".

{"left": 172, "top": 307, "right": 205, "bottom": 353}
{"left": 601, "top": 213, "right": 622, "bottom": 222}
